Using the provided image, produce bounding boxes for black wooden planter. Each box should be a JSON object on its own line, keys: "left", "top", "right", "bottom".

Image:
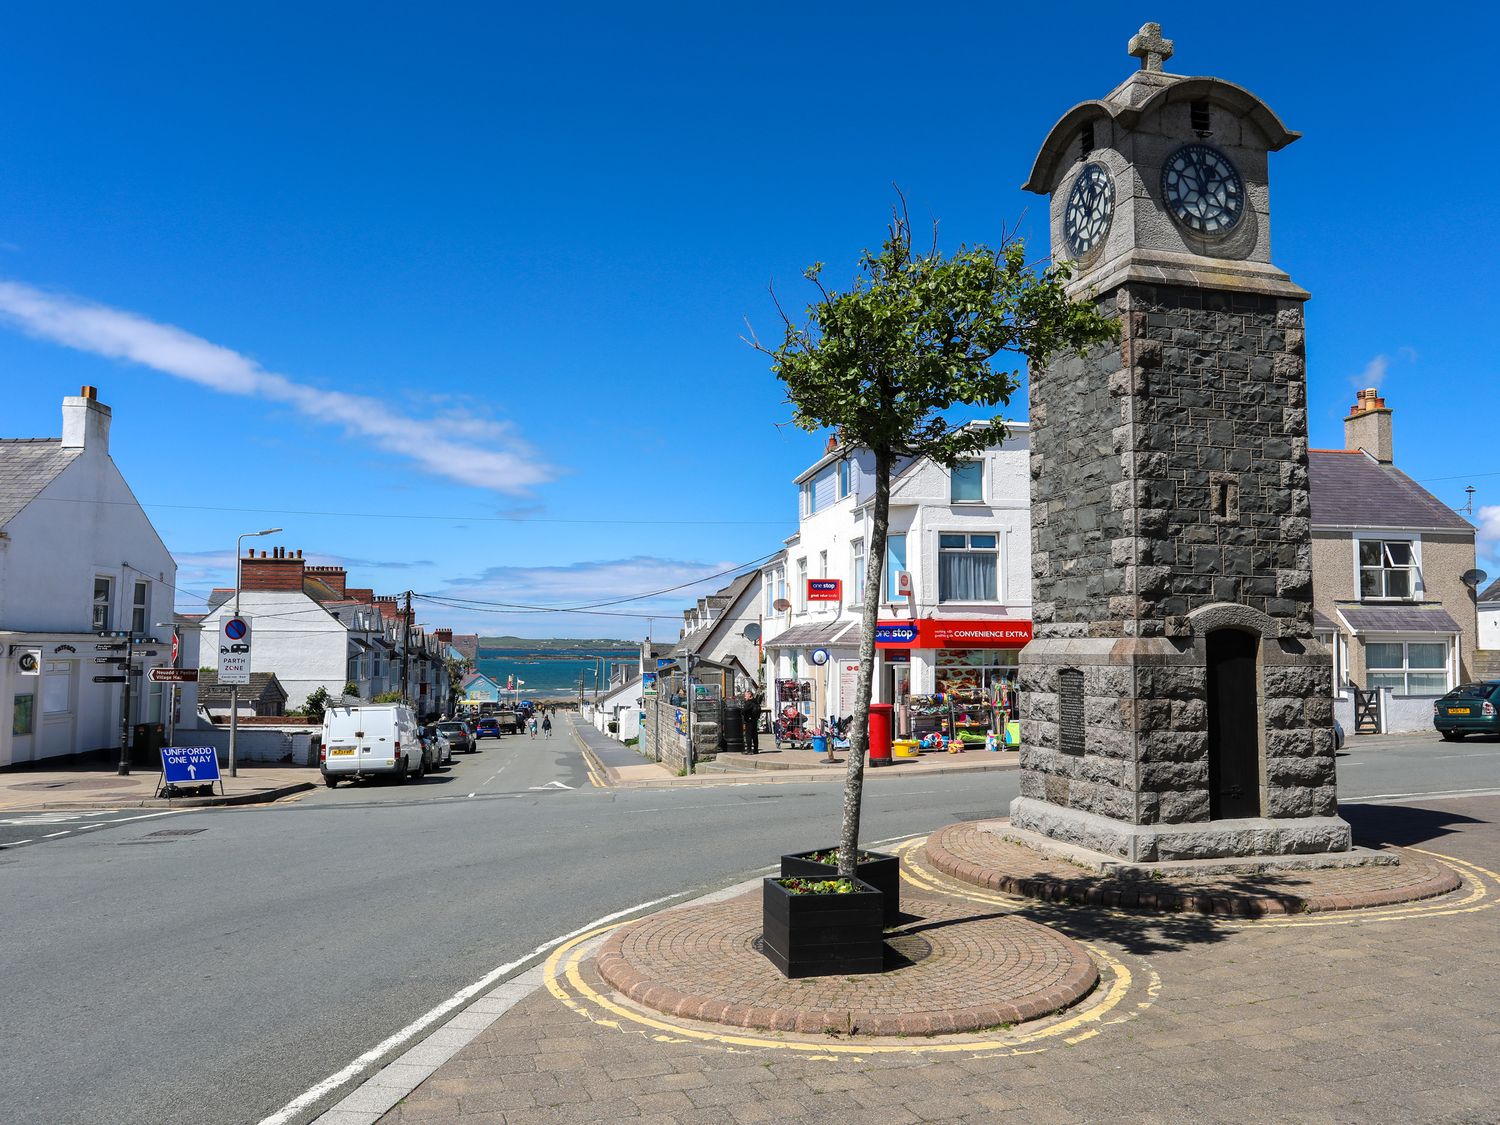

{"left": 761, "top": 876, "right": 885, "bottom": 979}
{"left": 781, "top": 848, "right": 901, "bottom": 925}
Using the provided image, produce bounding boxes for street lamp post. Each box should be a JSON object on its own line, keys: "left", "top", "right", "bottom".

{"left": 229, "top": 527, "right": 282, "bottom": 778}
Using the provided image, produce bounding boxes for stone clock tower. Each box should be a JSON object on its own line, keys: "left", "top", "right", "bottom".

{"left": 1012, "top": 25, "right": 1355, "bottom": 863}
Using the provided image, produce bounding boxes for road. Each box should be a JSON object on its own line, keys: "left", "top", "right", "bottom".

{"left": 0, "top": 722, "right": 1494, "bottom": 1125}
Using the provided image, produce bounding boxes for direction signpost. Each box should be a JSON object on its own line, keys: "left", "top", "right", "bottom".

{"left": 158, "top": 746, "right": 223, "bottom": 797}
{"left": 148, "top": 668, "right": 198, "bottom": 683}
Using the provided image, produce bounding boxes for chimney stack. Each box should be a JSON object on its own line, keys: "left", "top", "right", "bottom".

{"left": 240, "top": 547, "right": 306, "bottom": 592}
{"left": 60, "top": 385, "right": 112, "bottom": 454}
{"left": 305, "top": 565, "right": 348, "bottom": 597}
{"left": 1344, "top": 388, "right": 1394, "bottom": 464}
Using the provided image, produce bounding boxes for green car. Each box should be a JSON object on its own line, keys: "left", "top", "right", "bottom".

{"left": 1432, "top": 682, "right": 1500, "bottom": 740}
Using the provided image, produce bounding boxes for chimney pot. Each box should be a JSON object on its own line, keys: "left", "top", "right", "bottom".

{"left": 81, "top": 385, "right": 97, "bottom": 400}
{"left": 1345, "top": 390, "right": 1394, "bottom": 463}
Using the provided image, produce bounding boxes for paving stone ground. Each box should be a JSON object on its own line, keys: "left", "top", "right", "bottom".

{"left": 927, "top": 820, "right": 1462, "bottom": 916}
{"left": 595, "top": 888, "right": 1098, "bottom": 1035}
{"left": 377, "top": 797, "right": 1500, "bottom": 1124}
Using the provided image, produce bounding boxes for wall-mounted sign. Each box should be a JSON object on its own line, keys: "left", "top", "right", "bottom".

{"left": 642, "top": 672, "right": 658, "bottom": 696}
{"left": 809, "top": 648, "right": 830, "bottom": 666}
{"left": 15, "top": 649, "right": 40, "bottom": 676}
{"left": 874, "top": 623, "right": 918, "bottom": 645}
{"left": 807, "top": 579, "right": 843, "bottom": 602}
{"left": 896, "top": 571, "right": 911, "bottom": 597}
{"left": 884, "top": 650, "right": 910, "bottom": 664}
{"left": 875, "top": 618, "right": 1033, "bottom": 649}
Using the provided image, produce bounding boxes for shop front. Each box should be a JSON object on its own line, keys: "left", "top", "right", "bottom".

{"left": 874, "top": 618, "right": 1032, "bottom": 748}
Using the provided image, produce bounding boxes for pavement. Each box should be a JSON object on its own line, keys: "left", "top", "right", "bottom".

{"left": 570, "top": 717, "right": 1020, "bottom": 788}
{"left": 310, "top": 792, "right": 1500, "bottom": 1124}
{"left": 0, "top": 758, "right": 315, "bottom": 810}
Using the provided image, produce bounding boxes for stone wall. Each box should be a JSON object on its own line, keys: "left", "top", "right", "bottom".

{"left": 1017, "top": 281, "right": 1346, "bottom": 862}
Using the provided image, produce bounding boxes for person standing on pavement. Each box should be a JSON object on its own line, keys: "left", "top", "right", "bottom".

{"left": 542, "top": 713, "right": 553, "bottom": 738}
{"left": 527, "top": 714, "right": 538, "bottom": 739}
{"left": 742, "top": 689, "right": 762, "bottom": 753}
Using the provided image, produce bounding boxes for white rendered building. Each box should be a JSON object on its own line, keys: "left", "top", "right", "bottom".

{"left": 761, "top": 424, "right": 1033, "bottom": 741}
{"left": 0, "top": 387, "right": 185, "bottom": 766}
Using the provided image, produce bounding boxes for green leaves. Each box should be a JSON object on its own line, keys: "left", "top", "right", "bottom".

{"left": 764, "top": 206, "right": 1117, "bottom": 464}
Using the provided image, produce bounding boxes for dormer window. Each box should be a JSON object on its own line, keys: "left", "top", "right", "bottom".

{"left": 1359, "top": 539, "right": 1415, "bottom": 600}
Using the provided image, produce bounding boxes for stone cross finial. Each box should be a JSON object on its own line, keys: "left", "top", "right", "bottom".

{"left": 1127, "top": 22, "right": 1174, "bottom": 72}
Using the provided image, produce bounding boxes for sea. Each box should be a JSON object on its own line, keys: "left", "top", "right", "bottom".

{"left": 475, "top": 645, "right": 639, "bottom": 701}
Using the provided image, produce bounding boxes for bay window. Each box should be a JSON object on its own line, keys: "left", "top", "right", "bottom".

{"left": 1366, "top": 640, "right": 1448, "bottom": 694}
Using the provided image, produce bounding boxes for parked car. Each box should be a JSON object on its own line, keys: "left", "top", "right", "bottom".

{"left": 320, "top": 703, "right": 424, "bottom": 787}
{"left": 474, "top": 717, "right": 502, "bottom": 739}
{"left": 423, "top": 726, "right": 454, "bottom": 767}
{"left": 435, "top": 720, "right": 475, "bottom": 754}
{"left": 1433, "top": 682, "right": 1500, "bottom": 740}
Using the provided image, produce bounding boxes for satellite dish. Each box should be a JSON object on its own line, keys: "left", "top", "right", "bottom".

{"left": 1461, "top": 568, "right": 1488, "bottom": 589}
{"left": 742, "top": 623, "right": 762, "bottom": 642}
{"left": 773, "top": 599, "right": 791, "bottom": 612}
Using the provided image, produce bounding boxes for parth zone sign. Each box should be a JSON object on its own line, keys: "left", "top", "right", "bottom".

{"left": 874, "top": 618, "right": 1033, "bottom": 649}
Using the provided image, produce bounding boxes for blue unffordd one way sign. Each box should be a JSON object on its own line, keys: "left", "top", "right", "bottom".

{"left": 161, "top": 746, "right": 222, "bottom": 786}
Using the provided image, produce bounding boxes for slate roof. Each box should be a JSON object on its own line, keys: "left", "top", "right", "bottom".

{"left": 1312, "top": 609, "right": 1338, "bottom": 632}
{"left": 197, "top": 670, "right": 288, "bottom": 705}
{"left": 764, "top": 620, "right": 858, "bottom": 648}
{"left": 1478, "top": 577, "right": 1500, "bottom": 604}
{"left": 670, "top": 570, "right": 763, "bottom": 657}
{"left": 1308, "top": 451, "right": 1472, "bottom": 532}
{"left": 1336, "top": 606, "right": 1462, "bottom": 635}
{"left": 0, "top": 439, "right": 81, "bottom": 528}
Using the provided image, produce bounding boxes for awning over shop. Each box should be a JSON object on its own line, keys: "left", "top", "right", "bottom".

{"left": 1335, "top": 606, "right": 1461, "bottom": 635}
{"left": 764, "top": 620, "right": 858, "bottom": 648}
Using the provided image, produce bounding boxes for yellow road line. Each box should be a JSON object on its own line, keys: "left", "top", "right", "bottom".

{"left": 541, "top": 893, "right": 1152, "bottom": 1056}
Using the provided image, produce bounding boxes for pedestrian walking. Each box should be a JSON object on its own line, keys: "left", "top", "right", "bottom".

{"left": 742, "top": 689, "right": 762, "bottom": 754}
{"left": 527, "top": 715, "right": 538, "bottom": 739}
{"left": 542, "top": 714, "right": 553, "bottom": 738}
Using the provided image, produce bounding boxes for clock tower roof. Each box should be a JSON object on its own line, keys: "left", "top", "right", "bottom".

{"left": 1024, "top": 75, "right": 1299, "bottom": 196}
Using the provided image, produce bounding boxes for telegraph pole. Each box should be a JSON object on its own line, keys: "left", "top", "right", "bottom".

{"left": 400, "top": 590, "right": 412, "bottom": 707}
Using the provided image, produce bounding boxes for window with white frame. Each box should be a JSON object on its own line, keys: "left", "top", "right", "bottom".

{"left": 851, "top": 539, "right": 866, "bottom": 603}
{"left": 819, "top": 550, "right": 828, "bottom": 577}
{"left": 885, "top": 534, "right": 907, "bottom": 600}
{"left": 131, "top": 581, "right": 149, "bottom": 635}
{"left": 1365, "top": 640, "right": 1448, "bottom": 694}
{"left": 93, "top": 577, "right": 113, "bottom": 631}
{"left": 1359, "top": 539, "right": 1415, "bottom": 600}
{"left": 799, "top": 482, "right": 812, "bottom": 517}
{"left": 950, "top": 460, "right": 984, "bottom": 503}
{"left": 795, "top": 557, "right": 808, "bottom": 612}
{"left": 838, "top": 459, "right": 851, "bottom": 499}
{"left": 939, "top": 533, "right": 999, "bottom": 602}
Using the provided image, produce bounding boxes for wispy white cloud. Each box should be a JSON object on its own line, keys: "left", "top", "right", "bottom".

{"left": 424, "top": 555, "right": 761, "bottom": 638}
{"left": 1477, "top": 505, "right": 1500, "bottom": 574}
{"left": 0, "top": 280, "right": 556, "bottom": 494}
{"left": 1351, "top": 354, "right": 1389, "bottom": 391}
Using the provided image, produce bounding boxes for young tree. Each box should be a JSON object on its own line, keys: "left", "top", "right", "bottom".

{"left": 750, "top": 203, "right": 1116, "bottom": 879}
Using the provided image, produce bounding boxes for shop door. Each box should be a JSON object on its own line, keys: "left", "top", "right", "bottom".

{"left": 1207, "top": 629, "right": 1260, "bottom": 819}
{"left": 884, "top": 663, "right": 911, "bottom": 736}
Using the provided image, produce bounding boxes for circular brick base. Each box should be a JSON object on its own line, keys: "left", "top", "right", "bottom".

{"left": 927, "top": 821, "right": 1463, "bottom": 916}
{"left": 594, "top": 889, "right": 1099, "bottom": 1036}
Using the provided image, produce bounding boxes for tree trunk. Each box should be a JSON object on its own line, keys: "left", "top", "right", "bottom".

{"left": 838, "top": 445, "right": 891, "bottom": 880}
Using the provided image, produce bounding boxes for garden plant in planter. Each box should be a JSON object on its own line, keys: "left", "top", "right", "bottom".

{"left": 761, "top": 876, "right": 884, "bottom": 979}
{"left": 781, "top": 847, "right": 900, "bottom": 925}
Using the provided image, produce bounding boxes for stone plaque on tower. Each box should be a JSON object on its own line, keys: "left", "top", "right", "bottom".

{"left": 1012, "top": 25, "right": 1356, "bottom": 862}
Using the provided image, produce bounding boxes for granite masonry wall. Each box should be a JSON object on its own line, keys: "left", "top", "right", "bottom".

{"left": 1016, "top": 282, "right": 1346, "bottom": 861}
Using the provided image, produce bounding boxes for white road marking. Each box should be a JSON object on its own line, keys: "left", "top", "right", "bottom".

{"left": 0, "top": 839, "right": 35, "bottom": 847}
{"left": 42, "top": 831, "right": 69, "bottom": 838}
{"left": 259, "top": 890, "right": 692, "bottom": 1125}
{"left": 1347, "top": 787, "right": 1500, "bottom": 804}
{"left": 528, "top": 780, "right": 574, "bottom": 791}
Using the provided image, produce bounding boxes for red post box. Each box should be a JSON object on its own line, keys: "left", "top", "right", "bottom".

{"left": 867, "top": 703, "right": 893, "bottom": 767}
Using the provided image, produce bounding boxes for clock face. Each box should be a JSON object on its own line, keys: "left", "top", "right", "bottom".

{"left": 1063, "top": 163, "right": 1113, "bottom": 259}
{"left": 1161, "top": 144, "right": 1244, "bottom": 235}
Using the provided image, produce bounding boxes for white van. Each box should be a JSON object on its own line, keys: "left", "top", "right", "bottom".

{"left": 320, "top": 703, "right": 424, "bottom": 787}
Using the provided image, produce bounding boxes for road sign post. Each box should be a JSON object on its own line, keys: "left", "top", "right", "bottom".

{"left": 219, "top": 616, "right": 252, "bottom": 778}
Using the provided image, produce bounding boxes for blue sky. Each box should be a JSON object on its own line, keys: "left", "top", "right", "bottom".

{"left": 3, "top": 3, "right": 1496, "bottom": 637}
